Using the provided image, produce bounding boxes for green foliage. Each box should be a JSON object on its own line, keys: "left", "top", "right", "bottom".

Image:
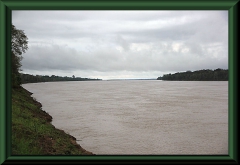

{"left": 157, "top": 68, "right": 228, "bottom": 81}
{"left": 11, "top": 25, "right": 28, "bottom": 56}
{"left": 11, "top": 25, "right": 28, "bottom": 88}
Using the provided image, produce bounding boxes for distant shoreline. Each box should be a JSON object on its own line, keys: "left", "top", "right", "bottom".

{"left": 157, "top": 68, "right": 228, "bottom": 81}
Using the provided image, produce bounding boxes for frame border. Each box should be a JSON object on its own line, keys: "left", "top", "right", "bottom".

{"left": 0, "top": 0, "right": 238, "bottom": 164}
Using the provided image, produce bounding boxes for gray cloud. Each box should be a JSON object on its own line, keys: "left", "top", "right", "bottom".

{"left": 12, "top": 10, "right": 228, "bottom": 79}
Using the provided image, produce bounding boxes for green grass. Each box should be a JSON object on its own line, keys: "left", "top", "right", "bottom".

{"left": 12, "top": 86, "right": 94, "bottom": 155}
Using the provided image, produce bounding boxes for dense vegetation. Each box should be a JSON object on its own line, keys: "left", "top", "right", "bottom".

{"left": 11, "top": 24, "right": 94, "bottom": 155}
{"left": 21, "top": 74, "right": 101, "bottom": 84}
{"left": 157, "top": 68, "right": 228, "bottom": 81}
{"left": 11, "top": 25, "right": 28, "bottom": 88}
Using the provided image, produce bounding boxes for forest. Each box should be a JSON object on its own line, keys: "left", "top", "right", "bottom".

{"left": 157, "top": 68, "right": 228, "bottom": 81}
{"left": 20, "top": 74, "right": 102, "bottom": 84}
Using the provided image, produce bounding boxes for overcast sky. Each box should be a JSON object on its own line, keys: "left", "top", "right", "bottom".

{"left": 12, "top": 10, "right": 228, "bottom": 80}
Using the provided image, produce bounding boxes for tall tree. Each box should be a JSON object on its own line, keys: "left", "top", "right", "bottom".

{"left": 11, "top": 25, "right": 28, "bottom": 88}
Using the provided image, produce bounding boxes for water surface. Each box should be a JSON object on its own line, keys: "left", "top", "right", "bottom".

{"left": 22, "top": 80, "right": 228, "bottom": 155}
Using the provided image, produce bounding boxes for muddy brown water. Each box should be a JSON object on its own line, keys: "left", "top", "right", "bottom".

{"left": 22, "top": 80, "right": 228, "bottom": 155}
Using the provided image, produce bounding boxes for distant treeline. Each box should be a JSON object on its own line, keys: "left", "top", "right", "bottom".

{"left": 21, "top": 74, "right": 102, "bottom": 84}
{"left": 157, "top": 68, "right": 228, "bottom": 81}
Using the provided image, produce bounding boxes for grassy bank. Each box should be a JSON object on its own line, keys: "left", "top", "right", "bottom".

{"left": 12, "top": 86, "right": 94, "bottom": 155}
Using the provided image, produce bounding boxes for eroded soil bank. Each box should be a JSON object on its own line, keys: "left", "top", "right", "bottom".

{"left": 12, "top": 86, "right": 94, "bottom": 155}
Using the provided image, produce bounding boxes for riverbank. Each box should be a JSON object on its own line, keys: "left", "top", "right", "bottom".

{"left": 12, "top": 86, "right": 94, "bottom": 155}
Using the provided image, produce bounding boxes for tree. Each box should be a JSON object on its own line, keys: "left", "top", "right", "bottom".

{"left": 157, "top": 69, "right": 228, "bottom": 81}
{"left": 11, "top": 25, "right": 28, "bottom": 88}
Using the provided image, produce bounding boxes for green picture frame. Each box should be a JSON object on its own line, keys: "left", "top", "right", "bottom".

{"left": 0, "top": 0, "right": 238, "bottom": 164}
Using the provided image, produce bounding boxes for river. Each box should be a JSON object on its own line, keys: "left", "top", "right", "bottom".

{"left": 22, "top": 80, "right": 228, "bottom": 155}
